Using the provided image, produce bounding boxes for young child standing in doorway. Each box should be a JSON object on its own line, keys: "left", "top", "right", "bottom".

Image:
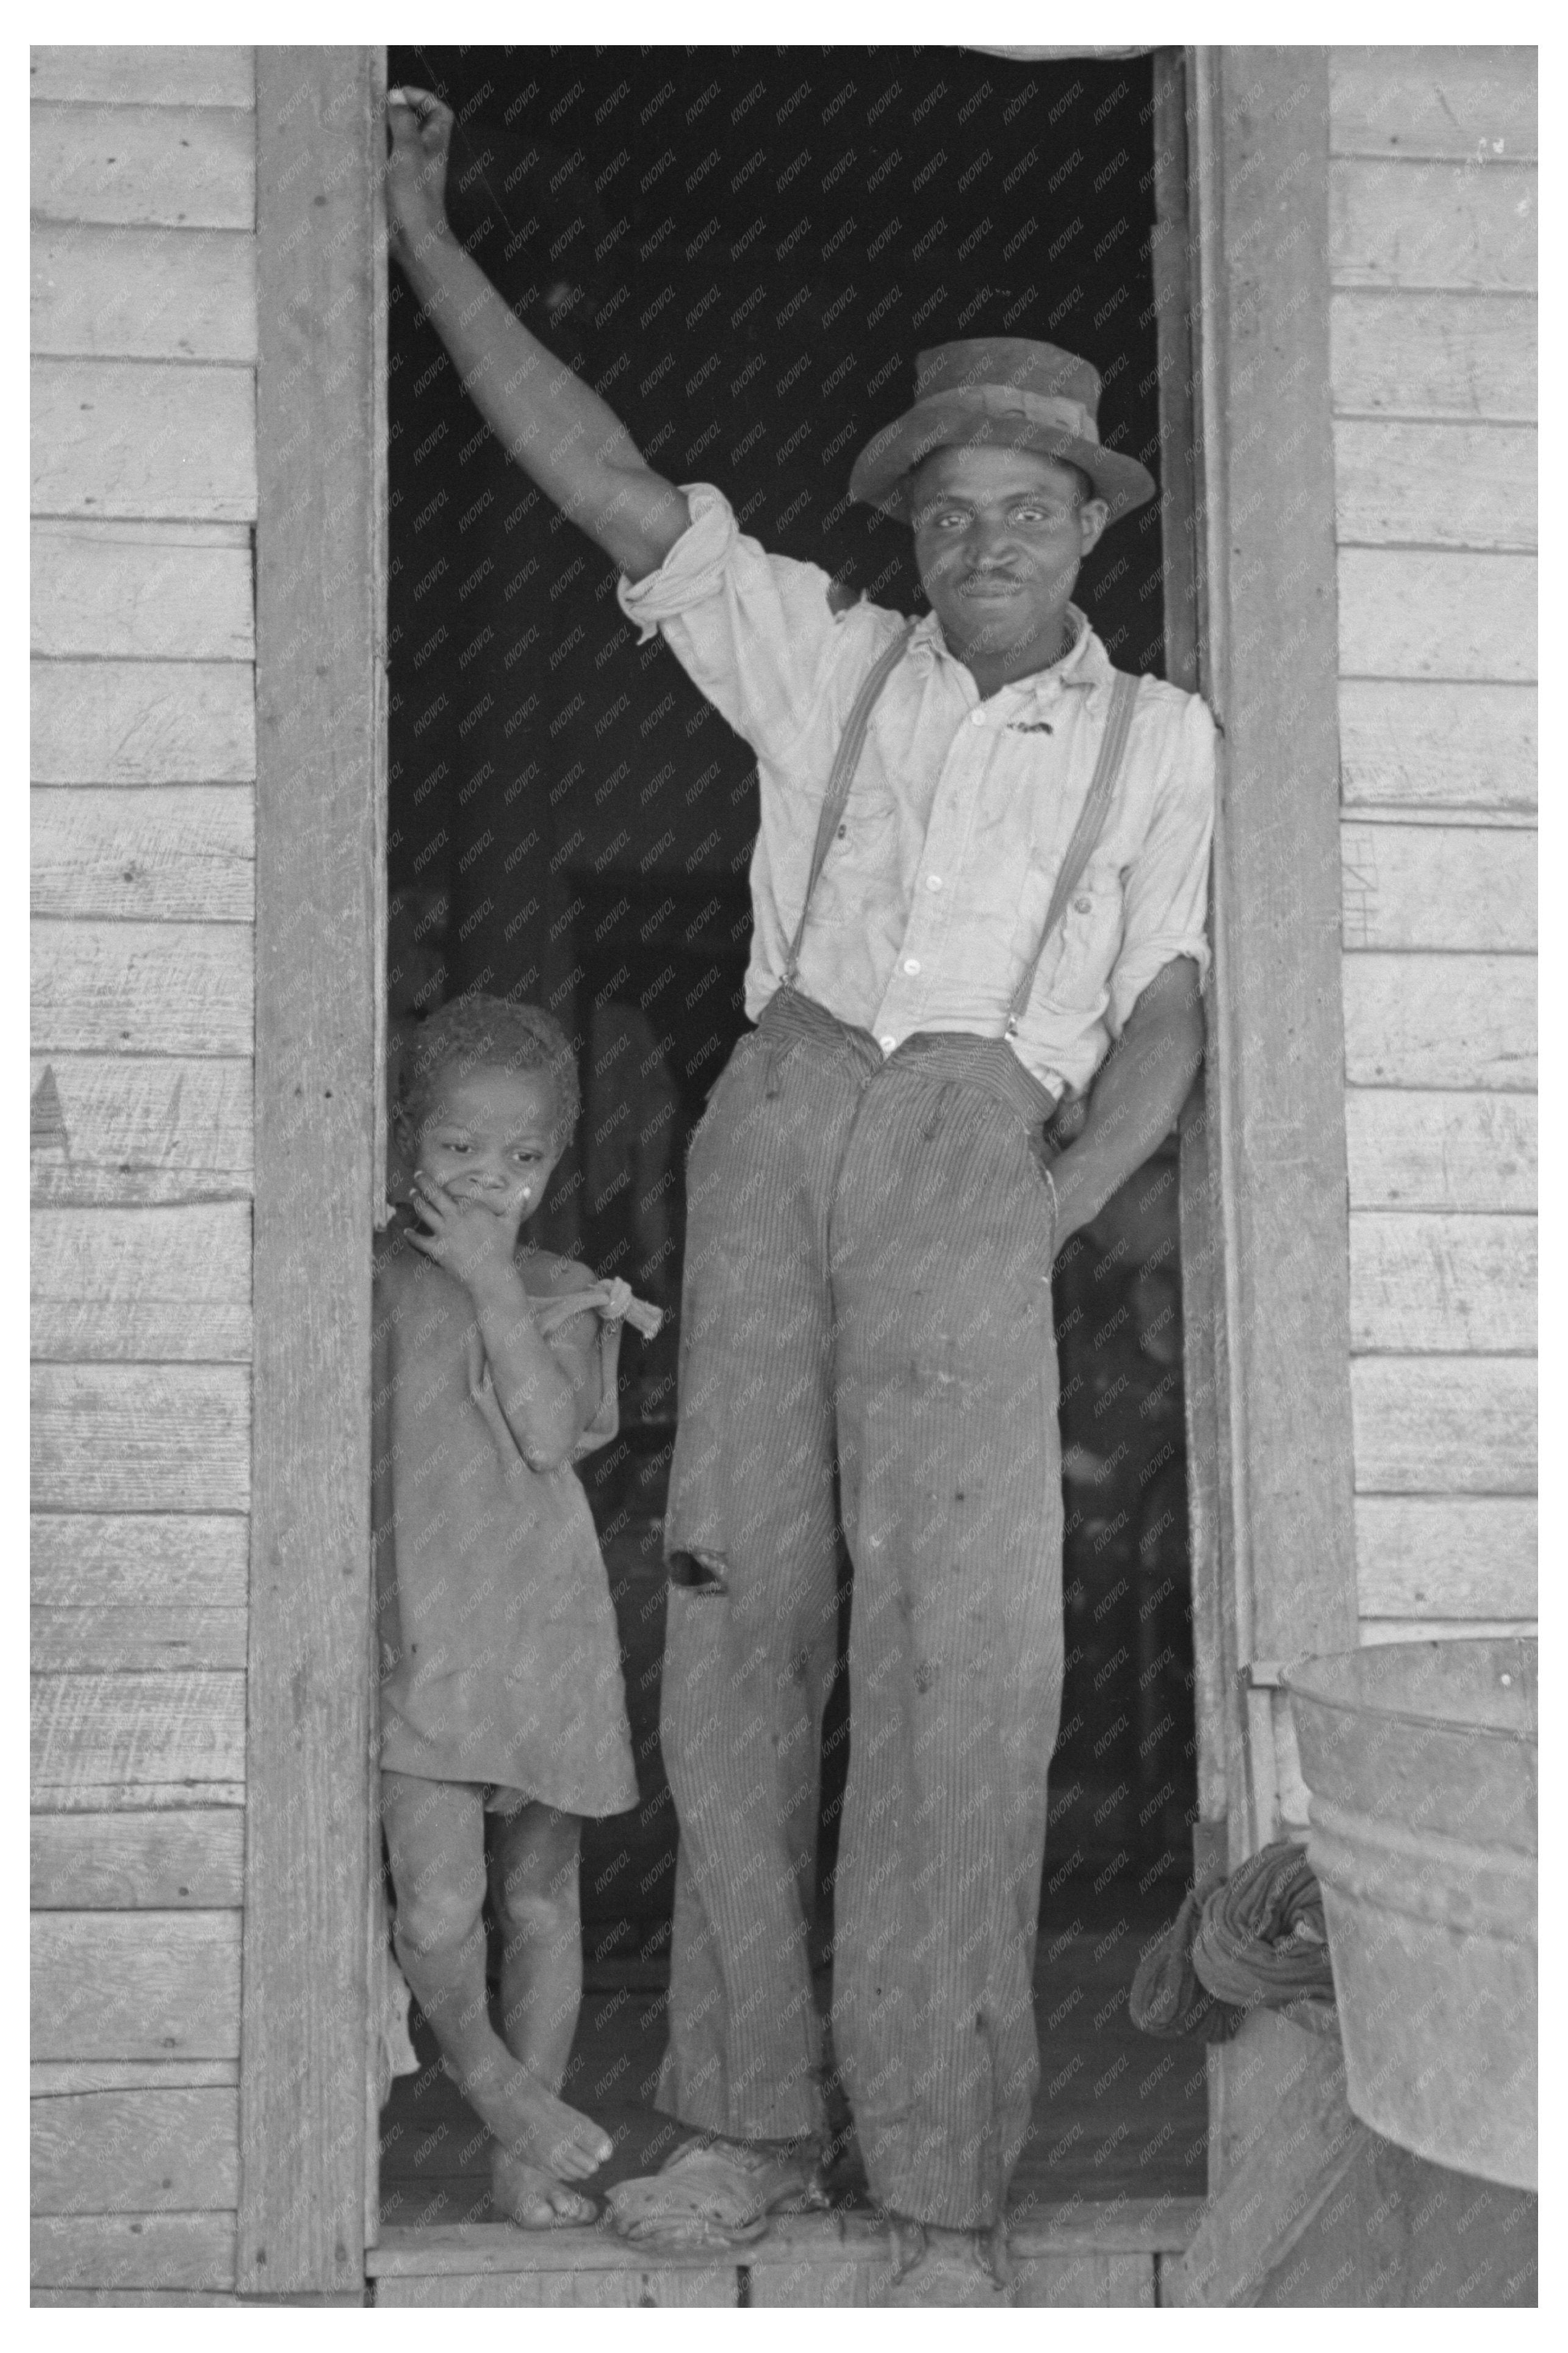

{"left": 373, "top": 993, "right": 660, "bottom": 2225}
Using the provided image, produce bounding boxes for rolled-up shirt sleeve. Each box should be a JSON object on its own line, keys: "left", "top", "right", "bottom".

{"left": 1105, "top": 693, "right": 1216, "bottom": 1036}
{"left": 617, "top": 483, "right": 844, "bottom": 764}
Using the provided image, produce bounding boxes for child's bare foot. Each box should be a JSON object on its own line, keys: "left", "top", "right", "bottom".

{"left": 469, "top": 2055, "right": 612, "bottom": 2181}
{"left": 491, "top": 2144, "right": 599, "bottom": 2229}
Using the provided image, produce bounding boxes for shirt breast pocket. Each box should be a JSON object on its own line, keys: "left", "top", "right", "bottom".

{"left": 1037, "top": 860, "right": 1128, "bottom": 1014}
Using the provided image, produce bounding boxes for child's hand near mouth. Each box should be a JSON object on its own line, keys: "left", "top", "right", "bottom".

{"left": 408, "top": 1167, "right": 530, "bottom": 1286}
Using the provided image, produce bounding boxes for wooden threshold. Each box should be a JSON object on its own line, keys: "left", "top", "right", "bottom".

{"left": 369, "top": 2199, "right": 1203, "bottom": 2305}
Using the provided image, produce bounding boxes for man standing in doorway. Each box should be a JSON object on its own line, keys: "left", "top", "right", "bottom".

{"left": 387, "top": 88, "right": 1214, "bottom": 2303}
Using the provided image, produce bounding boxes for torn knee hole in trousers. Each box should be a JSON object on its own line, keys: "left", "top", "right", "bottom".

{"left": 669, "top": 1548, "right": 730, "bottom": 1593}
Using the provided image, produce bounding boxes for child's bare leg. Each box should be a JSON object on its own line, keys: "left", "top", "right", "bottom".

{"left": 487, "top": 1800, "right": 596, "bottom": 2227}
{"left": 492, "top": 1801, "right": 583, "bottom": 2089}
{"left": 381, "top": 1771, "right": 610, "bottom": 2181}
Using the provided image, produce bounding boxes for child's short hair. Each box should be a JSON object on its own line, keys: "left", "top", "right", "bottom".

{"left": 401, "top": 993, "right": 580, "bottom": 1148}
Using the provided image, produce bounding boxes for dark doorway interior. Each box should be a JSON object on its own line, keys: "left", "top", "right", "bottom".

{"left": 379, "top": 42, "right": 1204, "bottom": 2224}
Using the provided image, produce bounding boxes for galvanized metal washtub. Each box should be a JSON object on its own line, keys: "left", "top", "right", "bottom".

{"left": 1283, "top": 1638, "right": 1536, "bottom": 2190}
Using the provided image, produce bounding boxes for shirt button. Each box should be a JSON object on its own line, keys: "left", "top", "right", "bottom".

{"left": 969, "top": 708, "right": 987, "bottom": 727}
{"left": 903, "top": 957, "right": 920, "bottom": 975}
{"left": 880, "top": 1034, "right": 897, "bottom": 1051}
{"left": 926, "top": 873, "right": 942, "bottom": 892}
{"left": 1074, "top": 895, "right": 1093, "bottom": 914}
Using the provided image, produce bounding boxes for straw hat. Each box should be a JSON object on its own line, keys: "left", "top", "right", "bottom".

{"left": 848, "top": 337, "right": 1157, "bottom": 524}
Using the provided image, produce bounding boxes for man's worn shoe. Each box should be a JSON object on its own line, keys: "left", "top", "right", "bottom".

{"left": 605, "top": 2132, "right": 828, "bottom": 2252}
{"left": 873, "top": 2220, "right": 1015, "bottom": 2307}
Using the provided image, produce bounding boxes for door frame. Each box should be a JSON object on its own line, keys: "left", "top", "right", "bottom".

{"left": 234, "top": 42, "right": 1358, "bottom": 2290}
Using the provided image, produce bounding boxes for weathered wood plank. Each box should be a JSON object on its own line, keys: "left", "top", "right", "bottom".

{"left": 31, "top": 1809, "right": 246, "bottom": 1909}
{"left": 237, "top": 48, "right": 384, "bottom": 2301}
{"left": 32, "top": 788, "right": 253, "bottom": 927}
{"left": 32, "top": 923, "right": 254, "bottom": 1057}
{"left": 1350, "top": 1211, "right": 1536, "bottom": 1352}
{"left": 1331, "top": 291, "right": 1536, "bottom": 422}
{"left": 1192, "top": 49, "right": 1360, "bottom": 1688}
{"left": 31, "top": 1911, "right": 242, "bottom": 2060}
{"left": 32, "top": 1608, "right": 250, "bottom": 1672}
{"left": 1340, "top": 824, "right": 1535, "bottom": 953}
{"left": 32, "top": 2086, "right": 239, "bottom": 2212}
{"left": 1350, "top": 1355, "right": 1536, "bottom": 1493}
{"left": 32, "top": 224, "right": 256, "bottom": 364}
{"left": 1337, "top": 680, "right": 1536, "bottom": 812}
{"left": 1355, "top": 1494, "right": 1537, "bottom": 1618}
{"left": 31, "top": 785, "right": 253, "bottom": 937}
{"left": 1333, "top": 420, "right": 1534, "bottom": 550}
{"left": 375, "top": 2270, "right": 739, "bottom": 2307}
{"left": 1329, "top": 48, "right": 1536, "bottom": 160}
{"left": 34, "top": 2291, "right": 243, "bottom": 2307}
{"left": 31, "top": 1056, "right": 253, "bottom": 1208}
{"left": 31, "top": 2212, "right": 238, "bottom": 2295}
{"left": 1342, "top": 953, "right": 1535, "bottom": 1090}
{"left": 1330, "top": 159, "right": 1536, "bottom": 292}
{"left": 31, "top": 48, "right": 255, "bottom": 109}
{"left": 31, "top": 1366, "right": 250, "bottom": 1512}
{"left": 39, "top": 1781, "right": 245, "bottom": 1814}
{"left": 32, "top": 660, "right": 255, "bottom": 784}
{"left": 33, "top": 2059, "right": 239, "bottom": 2092}
{"left": 31, "top": 1513, "right": 250, "bottom": 1610}
{"left": 31, "top": 103, "right": 254, "bottom": 230}
{"left": 32, "top": 358, "right": 257, "bottom": 522}
{"left": 32, "top": 1671, "right": 247, "bottom": 1793}
{"left": 1358, "top": 1616, "right": 1535, "bottom": 1646}
{"left": 1337, "top": 550, "right": 1536, "bottom": 680}
{"left": 32, "top": 521, "right": 253, "bottom": 660}
{"left": 1345, "top": 1089, "right": 1536, "bottom": 1212}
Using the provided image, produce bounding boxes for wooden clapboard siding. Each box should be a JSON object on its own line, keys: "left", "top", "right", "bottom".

{"left": 1337, "top": 550, "right": 1535, "bottom": 680}
{"left": 30, "top": 47, "right": 256, "bottom": 109}
{"left": 33, "top": 521, "right": 254, "bottom": 660}
{"left": 32, "top": 1609, "right": 250, "bottom": 1673}
{"left": 1332, "top": 420, "right": 1534, "bottom": 551}
{"left": 31, "top": 1366, "right": 251, "bottom": 1512}
{"left": 31, "top": 1057, "right": 253, "bottom": 1207}
{"left": 32, "top": 790, "right": 254, "bottom": 925}
{"left": 1329, "top": 47, "right": 1536, "bottom": 160}
{"left": 30, "top": 53, "right": 257, "bottom": 2301}
{"left": 31, "top": 2213, "right": 239, "bottom": 2296}
{"left": 32, "top": 1912, "right": 242, "bottom": 2060}
{"left": 1331, "top": 292, "right": 1536, "bottom": 422}
{"left": 1337, "top": 680, "right": 1534, "bottom": 813}
{"left": 1344, "top": 1090, "right": 1534, "bottom": 1213}
{"left": 32, "top": 2086, "right": 239, "bottom": 2211}
{"left": 1349, "top": 1213, "right": 1535, "bottom": 1353}
{"left": 31, "top": 102, "right": 256, "bottom": 230}
{"left": 32, "top": 1670, "right": 248, "bottom": 1792}
{"left": 1349, "top": 1357, "right": 1535, "bottom": 1494}
{"left": 32, "top": 660, "right": 256, "bottom": 785}
{"left": 34, "top": 2061, "right": 239, "bottom": 2094}
{"left": 1340, "top": 824, "right": 1534, "bottom": 951}
{"left": 32, "top": 359, "right": 257, "bottom": 522}
{"left": 31, "top": 1513, "right": 250, "bottom": 1607}
{"left": 1342, "top": 954, "right": 1534, "bottom": 1090}
{"left": 32, "top": 1810, "right": 245, "bottom": 1908}
{"left": 32, "top": 921, "right": 254, "bottom": 1056}
{"left": 1355, "top": 1496, "right": 1537, "bottom": 1618}
{"left": 32, "top": 224, "right": 257, "bottom": 362}
{"left": 1330, "top": 50, "right": 1537, "bottom": 1645}
{"left": 1330, "top": 159, "right": 1536, "bottom": 291}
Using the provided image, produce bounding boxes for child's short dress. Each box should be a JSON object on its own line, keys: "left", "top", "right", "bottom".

{"left": 373, "top": 1228, "right": 655, "bottom": 1817}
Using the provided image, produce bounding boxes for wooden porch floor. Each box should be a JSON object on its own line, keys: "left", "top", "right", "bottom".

{"left": 372, "top": 1898, "right": 1207, "bottom": 2304}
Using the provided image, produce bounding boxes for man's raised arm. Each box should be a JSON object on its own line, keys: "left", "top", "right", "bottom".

{"left": 386, "top": 88, "right": 689, "bottom": 583}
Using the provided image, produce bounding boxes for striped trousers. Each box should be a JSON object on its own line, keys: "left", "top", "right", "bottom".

{"left": 657, "top": 987, "right": 1065, "bottom": 2227}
